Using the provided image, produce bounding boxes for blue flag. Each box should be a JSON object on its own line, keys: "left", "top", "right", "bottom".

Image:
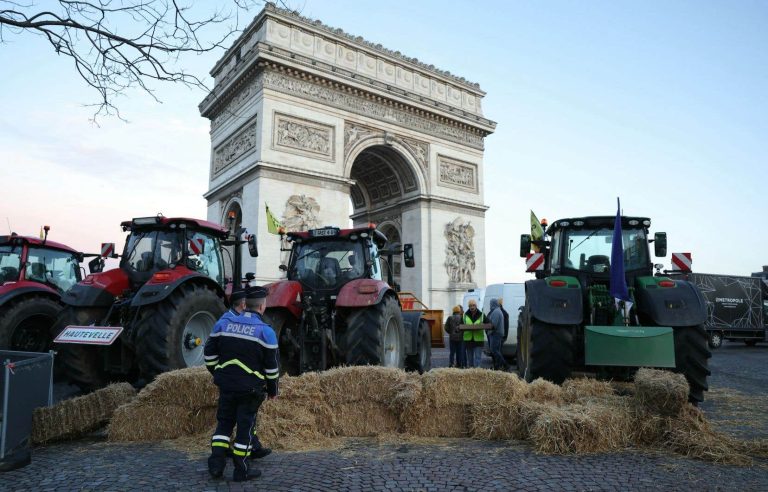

{"left": 609, "top": 198, "right": 631, "bottom": 302}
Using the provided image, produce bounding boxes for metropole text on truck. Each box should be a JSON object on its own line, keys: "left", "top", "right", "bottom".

{"left": 668, "top": 269, "right": 767, "bottom": 348}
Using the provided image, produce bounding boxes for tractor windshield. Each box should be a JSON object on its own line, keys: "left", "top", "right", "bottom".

{"left": 0, "top": 245, "right": 22, "bottom": 283}
{"left": 289, "top": 239, "right": 366, "bottom": 289}
{"left": 122, "top": 230, "right": 183, "bottom": 273}
{"left": 562, "top": 227, "right": 649, "bottom": 273}
{"left": 26, "top": 247, "right": 81, "bottom": 292}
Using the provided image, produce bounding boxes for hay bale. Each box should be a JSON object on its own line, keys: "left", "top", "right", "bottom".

{"left": 420, "top": 368, "right": 528, "bottom": 406}
{"left": 529, "top": 401, "right": 634, "bottom": 454}
{"left": 257, "top": 398, "right": 334, "bottom": 450}
{"left": 108, "top": 403, "right": 215, "bottom": 441}
{"left": 562, "top": 378, "right": 614, "bottom": 403}
{"left": 319, "top": 366, "right": 421, "bottom": 412}
{"left": 403, "top": 404, "right": 470, "bottom": 438}
{"left": 32, "top": 383, "right": 136, "bottom": 444}
{"left": 135, "top": 366, "right": 217, "bottom": 409}
{"left": 526, "top": 378, "right": 564, "bottom": 404}
{"left": 470, "top": 400, "right": 548, "bottom": 440}
{"left": 332, "top": 401, "right": 400, "bottom": 436}
{"left": 634, "top": 368, "right": 689, "bottom": 416}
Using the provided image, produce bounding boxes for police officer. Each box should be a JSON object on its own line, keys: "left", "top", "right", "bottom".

{"left": 204, "top": 286, "right": 279, "bottom": 482}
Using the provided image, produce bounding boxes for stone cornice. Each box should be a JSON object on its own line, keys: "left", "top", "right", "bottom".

{"left": 211, "top": 3, "right": 484, "bottom": 94}
{"left": 350, "top": 195, "right": 488, "bottom": 220}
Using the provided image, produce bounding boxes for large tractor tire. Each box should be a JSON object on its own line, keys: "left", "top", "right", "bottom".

{"left": 0, "top": 296, "right": 61, "bottom": 352}
{"left": 136, "top": 283, "right": 225, "bottom": 381}
{"left": 52, "top": 307, "right": 109, "bottom": 391}
{"left": 263, "top": 308, "right": 300, "bottom": 376}
{"left": 520, "top": 317, "right": 574, "bottom": 384}
{"left": 673, "top": 324, "right": 711, "bottom": 404}
{"left": 405, "top": 319, "right": 432, "bottom": 374}
{"left": 344, "top": 296, "right": 405, "bottom": 369}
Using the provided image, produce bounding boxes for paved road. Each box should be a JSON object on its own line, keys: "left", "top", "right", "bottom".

{"left": 3, "top": 341, "right": 766, "bottom": 491}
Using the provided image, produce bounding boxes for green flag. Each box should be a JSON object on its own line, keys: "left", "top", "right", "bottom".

{"left": 530, "top": 210, "right": 544, "bottom": 252}
{"left": 265, "top": 204, "right": 282, "bottom": 235}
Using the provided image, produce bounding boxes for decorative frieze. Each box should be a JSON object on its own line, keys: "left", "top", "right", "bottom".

{"left": 444, "top": 217, "right": 476, "bottom": 285}
{"left": 210, "top": 73, "right": 264, "bottom": 131}
{"left": 272, "top": 113, "right": 334, "bottom": 160}
{"left": 263, "top": 71, "right": 484, "bottom": 150}
{"left": 212, "top": 120, "right": 258, "bottom": 176}
{"left": 438, "top": 155, "right": 477, "bottom": 193}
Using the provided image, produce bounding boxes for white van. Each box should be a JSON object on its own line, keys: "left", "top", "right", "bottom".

{"left": 482, "top": 283, "right": 525, "bottom": 361}
{"left": 461, "top": 288, "right": 484, "bottom": 313}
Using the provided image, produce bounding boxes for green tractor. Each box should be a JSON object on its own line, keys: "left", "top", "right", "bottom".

{"left": 517, "top": 215, "right": 711, "bottom": 403}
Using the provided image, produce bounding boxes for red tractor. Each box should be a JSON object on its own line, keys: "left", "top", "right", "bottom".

{"left": 0, "top": 228, "right": 84, "bottom": 352}
{"left": 264, "top": 225, "right": 431, "bottom": 375}
{"left": 52, "top": 215, "right": 257, "bottom": 390}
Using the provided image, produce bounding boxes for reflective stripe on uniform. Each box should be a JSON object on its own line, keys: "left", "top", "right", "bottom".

{"left": 205, "top": 360, "right": 218, "bottom": 366}
{"left": 212, "top": 442, "right": 229, "bottom": 448}
{"left": 232, "top": 448, "right": 249, "bottom": 457}
{"left": 266, "top": 373, "right": 279, "bottom": 379}
{"left": 214, "top": 359, "right": 266, "bottom": 379}
{"left": 212, "top": 435, "right": 230, "bottom": 442}
{"left": 233, "top": 442, "right": 249, "bottom": 450}
{"left": 204, "top": 355, "right": 218, "bottom": 360}
{"left": 265, "top": 367, "right": 279, "bottom": 374}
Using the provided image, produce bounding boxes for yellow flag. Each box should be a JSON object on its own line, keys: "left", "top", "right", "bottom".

{"left": 265, "top": 204, "right": 282, "bottom": 235}
{"left": 39, "top": 226, "right": 44, "bottom": 240}
{"left": 530, "top": 210, "right": 544, "bottom": 252}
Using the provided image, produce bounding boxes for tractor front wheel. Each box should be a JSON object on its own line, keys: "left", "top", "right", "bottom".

{"left": 136, "top": 283, "right": 225, "bottom": 381}
{"left": 0, "top": 296, "right": 61, "bottom": 352}
{"left": 521, "top": 317, "right": 574, "bottom": 384}
{"left": 51, "top": 307, "right": 109, "bottom": 391}
{"left": 344, "top": 296, "right": 405, "bottom": 369}
{"left": 707, "top": 331, "right": 723, "bottom": 349}
{"left": 673, "top": 324, "right": 711, "bottom": 404}
{"left": 405, "top": 319, "right": 431, "bottom": 374}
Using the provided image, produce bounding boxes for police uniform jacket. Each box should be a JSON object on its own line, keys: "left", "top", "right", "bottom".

{"left": 204, "top": 310, "right": 279, "bottom": 396}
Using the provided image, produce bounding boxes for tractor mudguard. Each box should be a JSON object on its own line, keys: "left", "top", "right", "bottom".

{"left": 634, "top": 277, "right": 707, "bottom": 327}
{"left": 401, "top": 310, "right": 421, "bottom": 356}
{"left": 63, "top": 269, "right": 130, "bottom": 307}
{"left": 335, "top": 279, "right": 393, "bottom": 308}
{"left": 0, "top": 282, "right": 60, "bottom": 307}
{"left": 525, "top": 277, "right": 583, "bottom": 325}
{"left": 131, "top": 268, "right": 223, "bottom": 308}
{"left": 265, "top": 281, "right": 303, "bottom": 320}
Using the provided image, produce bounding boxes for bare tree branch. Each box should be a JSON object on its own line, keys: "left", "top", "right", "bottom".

{"left": 0, "top": 0, "right": 262, "bottom": 121}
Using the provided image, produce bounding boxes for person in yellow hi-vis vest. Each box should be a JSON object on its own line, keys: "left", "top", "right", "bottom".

{"left": 463, "top": 299, "right": 487, "bottom": 368}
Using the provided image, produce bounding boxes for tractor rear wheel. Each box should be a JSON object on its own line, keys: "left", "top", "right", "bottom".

{"left": 136, "top": 283, "right": 225, "bottom": 381}
{"left": 52, "top": 307, "right": 109, "bottom": 391}
{"left": 344, "top": 296, "right": 405, "bottom": 369}
{"left": 522, "top": 317, "right": 574, "bottom": 384}
{"left": 673, "top": 324, "right": 711, "bottom": 404}
{"left": 263, "top": 308, "right": 300, "bottom": 376}
{"left": 405, "top": 319, "right": 431, "bottom": 374}
{"left": 0, "top": 296, "right": 61, "bottom": 352}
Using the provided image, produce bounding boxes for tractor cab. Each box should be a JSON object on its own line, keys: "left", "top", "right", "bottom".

{"left": 284, "top": 225, "right": 389, "bottom": 294}
{"left": 0, "top": 233, "right": 82, "bottom": 293}
{"left": 118, "top": 216, "right": 228, "bottom": 288}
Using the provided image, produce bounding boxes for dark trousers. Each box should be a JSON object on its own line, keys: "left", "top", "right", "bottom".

{"left": 449, "top": 339, "right": 466, "bottom": 368}
{"left": 209, "top": 389, "right": 265, "bottom": 478}
{"left": 488, "top": 333, "right": 507, "bottom": 370}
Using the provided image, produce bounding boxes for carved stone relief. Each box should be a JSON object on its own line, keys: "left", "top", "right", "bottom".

{"left": 211, "top": 73, "right": 264, "bottom": 130}
{"left": 344, "top": 121, "right": 429, "bottom": 171}
{"left": 444, "top": 217, "right": 476, "bottom": 285}
{"left": 212, "top": 120, "right": 258, "bottom": 176}
{"left": 438, "top": 155, "right": 477, "bottom": 193}
{"left": 263, "top": 71, "right": 484, "bottom": 150}
{"left": 273, "top": 113, "right": 334, "bottom": 160}
{"left": 282, "top": 194, "right": 320, "bottom": 232}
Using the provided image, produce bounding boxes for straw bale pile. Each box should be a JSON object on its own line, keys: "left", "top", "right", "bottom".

{"left": 134, "top": 366, "right": 218, "bottom": 409}
{"left": 32, "top": 383, "right": 136, "bottom": 444}
{"left": 633, "top": 368, "right": 688, "bottom": 416}
{"left": 562, "top": 378, "right": 614, "bottom": 403}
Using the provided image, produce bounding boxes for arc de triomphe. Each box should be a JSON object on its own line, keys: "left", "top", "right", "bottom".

{"left": 199, "top": 4, "right": 496, "bottom": 311}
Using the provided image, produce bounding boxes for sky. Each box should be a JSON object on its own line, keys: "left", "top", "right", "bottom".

{"left": 1, "top": 0, "right": 766, "bottom": 284}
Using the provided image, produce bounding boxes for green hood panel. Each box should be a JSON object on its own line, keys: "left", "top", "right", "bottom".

{"left": 585, "top": 326, "right": 675, "bottom": 368}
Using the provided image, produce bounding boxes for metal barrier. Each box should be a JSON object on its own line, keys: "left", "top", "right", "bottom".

{"left": 0, "top": 350, "right": 54, "bottom": 471}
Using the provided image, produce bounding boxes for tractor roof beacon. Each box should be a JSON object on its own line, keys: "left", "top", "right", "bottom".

{"left": 517, "top": 215, "right": 711, "bottom": 403}
{"left": 0, "top": 228, "right": 85, "bottom": 353}
{"left": 263, "top": 224, "right": 431, "bottom": 376}
{"left": 52, "top": 214, "right": 258, "bottom": 391}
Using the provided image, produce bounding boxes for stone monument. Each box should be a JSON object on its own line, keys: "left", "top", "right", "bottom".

{"left": 199, "top": 3, "right": 496, "bottom": 311}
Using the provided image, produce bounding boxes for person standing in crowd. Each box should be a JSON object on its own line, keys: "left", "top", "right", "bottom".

{"left": 204, "top": 286, "right": 279, "bottom": 482}
{"left": 444, "top": 305, "right": 465, "bottom": 368}
{"left": 487, "top": 298, "right": 509, "bottom": 371}
{"left": 499, "top": 297, "right": 510, "bottom": 343}
{"left": 463, "top": 299, "right": 487, "bottom": 368}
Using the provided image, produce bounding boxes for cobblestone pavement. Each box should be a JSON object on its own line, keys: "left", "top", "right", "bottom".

{"left": 4, "top": 342, "right": 766, "bottom": 491}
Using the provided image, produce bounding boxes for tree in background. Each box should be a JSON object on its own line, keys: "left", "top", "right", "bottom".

{"left": 0, "top": 0, "right": 286, "bottom": 120}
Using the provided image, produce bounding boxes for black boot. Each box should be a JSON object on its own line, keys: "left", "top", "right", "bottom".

{"left": 207, "top": 448, "right": 227, "bottom": 479}
{"left": 232, "top": 456, "right": 262, "bottom": 482}
{"left": 249, "top": 447, "right": 272, "bottom": 460}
